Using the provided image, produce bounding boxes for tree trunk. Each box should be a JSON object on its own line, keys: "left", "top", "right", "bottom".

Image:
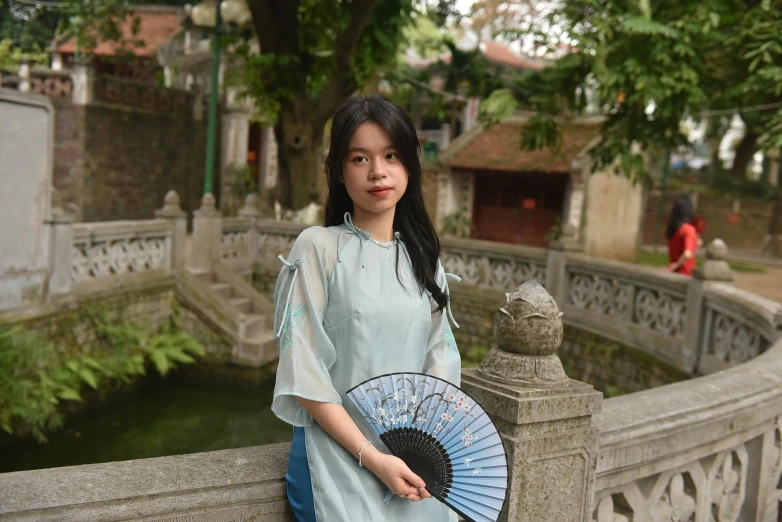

{"left": 730, "top": 128, "right": 759, "bottom": 179}
{"left": 275, "top": 102, "right": 327, "bottom": 210}
{"left": 770, "top": 161, "right": 782, "bottom": 258}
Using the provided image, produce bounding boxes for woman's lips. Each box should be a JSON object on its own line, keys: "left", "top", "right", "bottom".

{"left": 368, "top": 187, "right": 391, "bottom": 198}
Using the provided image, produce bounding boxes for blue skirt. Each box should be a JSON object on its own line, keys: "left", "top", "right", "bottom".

{"left": 285, "top": 427, "right": 316, "bottom": 522}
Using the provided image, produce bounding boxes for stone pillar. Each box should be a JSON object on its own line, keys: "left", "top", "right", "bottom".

{"left": 18, "top": 62, "right": 31, "bottom": 93}
{"left": 460, "top": 281, "right": 602, "bottom": 522}
{"left": 687, "top": 239, "right": 735, "bottom": 371}
{"left": 47, "top": 207, "right": 73, "bottom": 296}
{"left": 546, "top": 223, "right": 582, "bottom": 306}
{"left": 155, "top": 190, "right": 187, "bottom": 269}
{"left": 71, "top": 63, "right": 95, "bottom": 106}
{"left": 238, "top": 193, "right": 261, "bottom": 265}
{"left": 190, "top": 193, "right": 222, "bottom": 272}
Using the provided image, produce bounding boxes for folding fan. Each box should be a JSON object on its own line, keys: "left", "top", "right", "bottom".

{"left": 347, "top": 372, "right": 508, "bottom": 522}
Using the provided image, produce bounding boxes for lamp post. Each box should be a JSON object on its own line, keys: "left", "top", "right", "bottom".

{"left": 187, "top": 0, "right": 252, "bottom": 198}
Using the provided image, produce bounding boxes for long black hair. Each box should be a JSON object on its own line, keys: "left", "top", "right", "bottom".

{"left": 323, "top": 95, "right": 448, "bottom": 313}
{"left": 665, "top": 195, "right": 694, "bottom": 240}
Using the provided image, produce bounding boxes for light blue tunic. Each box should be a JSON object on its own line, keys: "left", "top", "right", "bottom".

{"left": 272, "top": 213, "right": 461, "bottom": 522}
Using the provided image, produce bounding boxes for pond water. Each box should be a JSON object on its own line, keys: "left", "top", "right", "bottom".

{"left": 0, "top": 373, "right": 293, "bottom": 474}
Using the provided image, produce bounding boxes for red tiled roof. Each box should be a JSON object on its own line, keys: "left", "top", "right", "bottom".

{"left": 480, "top": 41, "right": 543, "bottom": 71}
{"left": 444, "top": 120, "right": 601, "bottom": 173}
{"left": 407, "top": 40, "right": 541, "bottom": 72}
{"left": 57, "top": 8, "right": 181, "bottom": 57}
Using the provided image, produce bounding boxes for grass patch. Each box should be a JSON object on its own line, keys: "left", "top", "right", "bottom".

{"left": 636, "top": 250, "right": 766, "bottom": 274}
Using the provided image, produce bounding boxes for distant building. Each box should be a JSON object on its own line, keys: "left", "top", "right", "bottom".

{"left": 436, "top": 113, "right": 646, "bottom": 261}
{"left": 52, "top": 5, "right": 183, "bottom": 84}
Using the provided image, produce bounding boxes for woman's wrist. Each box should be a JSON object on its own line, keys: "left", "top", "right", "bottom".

{"left": 359, "top": 444, "right": 382, "bottom": 471}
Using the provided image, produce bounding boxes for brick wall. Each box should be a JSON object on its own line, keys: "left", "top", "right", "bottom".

{"left": 52, "top": 99, "right": 211, "bottom": 224}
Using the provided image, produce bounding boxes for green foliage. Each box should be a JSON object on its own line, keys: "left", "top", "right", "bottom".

{"left": 0, "top": 38, "right": 48, "bottom": 71}
{"left": 517, "top": 0, "right": 782, "bottom": 182}
{"left": 543, "top": 217, "right": 563, "bottom": 244}
{"left": 229, "top": 164, "right": 258, "bottom": 202}
{"left": 460, "top": 344, "right": 489, "bottom": 368}
{"left": 0, "top": 304, "right": 204, "bottom": 442}
{"left": 442, "top": 211, "right": 473, "bottom": 238}
{"left": 479, "top": 88, "right": 517, "bottom": 125}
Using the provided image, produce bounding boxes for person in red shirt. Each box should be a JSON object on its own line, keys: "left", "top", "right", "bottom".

{"left": 666, "top": 195, "right": 699, "bottom": 275}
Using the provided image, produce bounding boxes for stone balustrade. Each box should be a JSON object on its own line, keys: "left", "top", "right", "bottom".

{"left": 220, "top": 217, "right": 254, "bottom": 264}
{"left": 2, "top": 201, "right": 781, "bottom": 522}
{"left": 563, "top": 253, "right": 693, "bottom": 372}
{"left": 440, "top": 236, "right": 548, "bottom": 290}
{"left": 70, "top": 220, "right": 174, "bottom": 290}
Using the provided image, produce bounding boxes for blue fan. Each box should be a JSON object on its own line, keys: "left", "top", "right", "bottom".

{"left": 347, "top": 372, "right": 508, "bottom": 522}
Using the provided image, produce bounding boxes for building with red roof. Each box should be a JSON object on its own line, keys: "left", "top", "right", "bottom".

{"left": 53, "top": 5, "right": 184, "bottom": 82}
{"left": 435, "top": 113, "right": 646, "bottom": 260}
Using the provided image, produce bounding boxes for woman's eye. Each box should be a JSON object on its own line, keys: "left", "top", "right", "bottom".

{"left": 386, "top": 153, "right": 398, "bottom": 160}
{"left": 353, "top": 156, "right": 367, "bottom": 163}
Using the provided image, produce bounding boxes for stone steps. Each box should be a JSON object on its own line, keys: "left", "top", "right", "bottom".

{"left": 184, "top": 264, "right": 277, "bottom": 368}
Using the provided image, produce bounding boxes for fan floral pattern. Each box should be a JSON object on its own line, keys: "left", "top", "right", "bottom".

{"left": 356, "top": 375, "right": 478, "bottom": 446}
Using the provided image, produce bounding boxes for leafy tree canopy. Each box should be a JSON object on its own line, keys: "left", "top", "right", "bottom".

{"left": 512, "top": 0, "right": 782, "bottom": 180}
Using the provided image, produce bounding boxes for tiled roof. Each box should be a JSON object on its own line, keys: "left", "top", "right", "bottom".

{"left": 443, "top": 119, "right": 601, "bottom": 173}
{"left": 407, "top": 40, "right": 541, "bottom": 72}
{"left": 57, "top": 7, "right": 182, "bottom": 57}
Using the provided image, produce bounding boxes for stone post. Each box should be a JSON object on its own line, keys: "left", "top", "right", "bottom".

{"left": 190, "top": 193, "right": 222, "bottom": 272}
{"left": 155, "top": 190, "right": 187, "bottom": 269}
{"left": 238, "top": 193, "right": 261, "bottom": 265}
{"left": 47, "top": 207, "right": 73, "bottom": 296}
{"left": 460, "top": 281, "right": 602, "bottom": 522}
{"left": 546, "top": 223, "right": 582, "bottom": 306}
{"left": 71, "top": 62, "right": 95, "bottom": 106}
{"left": 18, "top": 62, "right": 31, "bottom": 93}
{"left": 687, "top": 239, "right": 735, "bottom": 372}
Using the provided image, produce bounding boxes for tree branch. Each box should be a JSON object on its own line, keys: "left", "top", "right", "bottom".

{"left": 311, "top": 0, "right": 378, "bottom": 124}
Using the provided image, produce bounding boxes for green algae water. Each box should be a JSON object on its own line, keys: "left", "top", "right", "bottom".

{"left": 0, "top": 373, "right": 293, "bottom": 473}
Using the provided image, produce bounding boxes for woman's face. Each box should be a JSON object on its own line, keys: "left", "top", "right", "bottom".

{"left": 342, "top": 121, "right": 408, "bottom": 218}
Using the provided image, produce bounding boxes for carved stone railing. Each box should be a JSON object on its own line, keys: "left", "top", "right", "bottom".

{"left": 593, "top": 332, "right": 782, "bottom": 522}
{"left": 440, "top": 236, "right": 548, "bottom": 290}
{"left": 28, "top": 68, "right": 73, "bottom": 99}
{"left": 6, "top": 207, "right": 780, "bottom": 521}
{"left": 698, "top": 284, "right": 780, "bottom": 374}
{"left": 254, "top": 221, "right": 304, "bottom": 266}
{"left": 71, "top": 220, "right": 174, "bottom": 291}
{"left": 219, "top": 217, "right": 253, "bottom": 265}
{"left": 563, "top": 254, "right": 693, "bottom": 372}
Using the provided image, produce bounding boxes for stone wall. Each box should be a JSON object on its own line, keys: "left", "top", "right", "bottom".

{"left": 582, "top": 168, "right": 645, "bottom": 262}
{"left": 2, "top": 278, "right": 234, "bottom": 368}
{"left": 560, "top": 327, "right": 690, "bottom": 396}
{"left": 643, "top": 190, "right": 773, "bottom": 249}
{"left": 51, "top": 98, "right": 210, "bottom": 224}
{"left": 7, "top": 281, "right": 177, "bottom": 357}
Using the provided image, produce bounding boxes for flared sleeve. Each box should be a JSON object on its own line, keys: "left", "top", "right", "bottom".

{"left": 423, "top": 259, "right": 462, "bottom": 387}
{"left": 271, "top": 228, "right": 342, "bottom": 427}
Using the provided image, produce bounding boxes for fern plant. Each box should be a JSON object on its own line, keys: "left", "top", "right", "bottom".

{"left": 0, "top": 304, "right": 205, "bottom": 442}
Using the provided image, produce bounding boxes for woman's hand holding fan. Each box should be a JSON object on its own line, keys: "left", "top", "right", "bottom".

{"left": 363, "top": 450, "right": 432, "bottom": 502}
{"left": 348, "top": 372, "right": 509, "bottom": 522}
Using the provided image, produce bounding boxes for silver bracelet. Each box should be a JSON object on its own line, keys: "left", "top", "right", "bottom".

{"left": 358, "top": 439, "right": 372, "bottom": 467}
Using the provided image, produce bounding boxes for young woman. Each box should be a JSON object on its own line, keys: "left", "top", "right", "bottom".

{"left": 271, "top": 95, "right": 461, "bottom": 521}
{"left": 665, "top": 195, "right": 699, "bottom": 276}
